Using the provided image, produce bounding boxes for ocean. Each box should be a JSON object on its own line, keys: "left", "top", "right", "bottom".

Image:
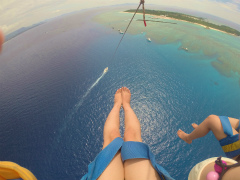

{"left": 0, "top": 7, "right": 240, "bottom": 180}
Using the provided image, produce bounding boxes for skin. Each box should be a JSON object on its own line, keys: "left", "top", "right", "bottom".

{"left": 122, "top": 87, "right": 161, "bottom": 180}
{"left": 0, "top": 29, "right": 4, "bottom": 53}
{"left": 98, "top": 87, "right": 161, "bottom": 180}
{"left": 98, "top": 88, "right": 124, "bottom": 180}
{"left": 177, "top": 115, "right": 240, "bottom": 160}
{"left": 0, "top": 28, "right": 159, "bottom": 179}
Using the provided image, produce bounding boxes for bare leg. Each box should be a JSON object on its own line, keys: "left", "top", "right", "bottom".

{"left": 177, "top": 115, "right": 239, "bottom": 144}
{"left": 228, "top": 117, "right": 240, "bottom": 132}
{"left": 122, "top": 87, "right": 142, "bottom": 142}
{"left": 98, "top": 88, "right": 124, "bottom": 180}
{"left": 191, "top": 118, "right": 239, "bottom": 130}
{"left": 122, "top": 87, "right": 161, "bottom": 180}
{"left": 191, "top": 123, "right": 198, "bottom": 129}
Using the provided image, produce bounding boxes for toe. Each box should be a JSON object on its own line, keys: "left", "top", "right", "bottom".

{"left": 191, "top": 123, "right": 198, "bottom": 129}
{"left": 116, "top": 88, "right": 122, "bottom": 93}
{"left": 177, "top": 129, "right": 183, "bottom": 136}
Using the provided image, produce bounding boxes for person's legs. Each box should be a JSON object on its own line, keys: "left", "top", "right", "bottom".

{"left": 98, "top": 88, "right": 124, "bottom": 180}
{"left": 122, "top": 87, "right": 161, "bottom": 180}
{"left": 192, "top": 117, "right": 239, "bottom": 131}
{"left": 177, "top": 115, "right": 239, "bottom": 144}
{"left": 228, "top": 117, "right": 240, "bottom": 132}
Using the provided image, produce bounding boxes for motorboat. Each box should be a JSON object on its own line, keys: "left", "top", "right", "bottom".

{"left": 104, "top": 67, "right": 108, "bottom": 73}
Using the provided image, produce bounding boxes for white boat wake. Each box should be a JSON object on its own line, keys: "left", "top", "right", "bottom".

{"left": 55, "top": 68, "right": 108, "bottom": 143}
{"left": 74, "top": 71, "right": 106, "bottom": 111}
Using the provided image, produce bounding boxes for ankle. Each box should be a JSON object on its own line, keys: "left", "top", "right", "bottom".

{"left": 122, "top": 103, "right": 131, "bottom": 110}
{"left": 114, "top": 103, "right": 122, "bottom": 109}
{"left": 186, "top": 135, "right": 193, "bottom": 144}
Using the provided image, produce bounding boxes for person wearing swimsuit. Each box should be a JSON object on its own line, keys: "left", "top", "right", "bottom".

{"left": 177, "top": 115, "right": 240, "bottom": 161}
{"left": 82, "top": 87, "right": 174, "bottom": 180}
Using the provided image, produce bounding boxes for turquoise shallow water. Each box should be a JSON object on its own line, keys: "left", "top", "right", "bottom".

{"left": 0, "top": 7, "right": 240, "bottom": 180}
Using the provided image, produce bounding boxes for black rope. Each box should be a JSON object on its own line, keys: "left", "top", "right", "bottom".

{"left": 111, "top": 1, "right": 144, "bottom": 61}
{"left": 236, "top": 154, "right": 240, "bottom": 162}
{"left": 215, "top": 156, "right": 240, "bottom": 180}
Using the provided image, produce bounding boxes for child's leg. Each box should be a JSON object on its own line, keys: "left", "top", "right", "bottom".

{"left": 178, "top": 115, "right": 238, "bottom": 144}
{"left": 122, "top": 87, "right": 161, "bottom": 180}
{"left": 192, "top": 117, "right": 239, "bottom": 133}
{"left": 98, "top": 88, "right": 124, "bottom": 180}
{"left": 228, "top": 117, "right": 240, "bottom": 132}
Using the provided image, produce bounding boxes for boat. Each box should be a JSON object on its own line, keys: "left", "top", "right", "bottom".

{"left": 147, "top": 38, "right": 151, "bottom": 42}
{"left": 182, "top": 47, "right": 188, "bottom": 51}
{"left": 119, "top": 30, "right": 124, "bottom": 34}
{"left": 104, "top": 67, "right": 108, "bottom": 73}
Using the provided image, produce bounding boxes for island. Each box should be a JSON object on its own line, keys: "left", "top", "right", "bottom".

{"left": 125, "top": 9, "right": 240, "bottom": 36}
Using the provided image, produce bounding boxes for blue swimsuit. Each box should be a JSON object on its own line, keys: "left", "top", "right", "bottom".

{"left": 218, "top": 116, "right": 240, "bottom": 158}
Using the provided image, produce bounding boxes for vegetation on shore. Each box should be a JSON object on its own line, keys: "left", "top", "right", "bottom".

{"left": 125, "top": 9, "right": 240, "bottom": 36}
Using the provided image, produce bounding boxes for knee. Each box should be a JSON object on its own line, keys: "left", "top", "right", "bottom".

{"left": 206, "top": 114, "right": 220, "bottom": 125}
{"left": 103, "top": 129, "right": 121, "bottom": 149}
{"left": 124, "top": 128, "right": 142, "bottom": 142}
{"left": 105, "top": 129, "right": 121, "bottom": 142}
{"left": 207, "top": 114, "right": 218, "bottom": 121}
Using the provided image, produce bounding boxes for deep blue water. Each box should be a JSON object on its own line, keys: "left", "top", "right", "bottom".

{"left": 0, "top": 9, "right": 240, "bottom": 180}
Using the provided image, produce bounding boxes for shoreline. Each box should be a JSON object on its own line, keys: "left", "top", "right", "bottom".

{"left": 122, "top": 12, "right": 237, "bottom": 36}
{"left": 94, "top": 9, "right": 240, "bottom": 81}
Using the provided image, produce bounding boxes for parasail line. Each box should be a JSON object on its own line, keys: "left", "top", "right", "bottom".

{"left": 111, "top": 0, "right": 146, "bottom": 61}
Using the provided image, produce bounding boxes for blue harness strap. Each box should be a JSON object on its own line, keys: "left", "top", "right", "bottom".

{"left": 81, "top": 137, "right": 124, "bottom": 180}
{"left": 121, "top": 141, "right": 175, "bottom": 180}
{"left": 219, "top": 116, "right": 233, "bottom": 137}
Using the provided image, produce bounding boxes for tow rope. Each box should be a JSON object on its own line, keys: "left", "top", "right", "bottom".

{"left": 111, "top": 0, "right": 147, "bottom": 60}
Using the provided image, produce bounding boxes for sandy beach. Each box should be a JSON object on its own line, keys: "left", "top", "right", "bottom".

{"left": 123, "top": 12, "right": 237, "bottom": 36}
{"left": 94, "top": 9, "right": 240, "bottom": 82}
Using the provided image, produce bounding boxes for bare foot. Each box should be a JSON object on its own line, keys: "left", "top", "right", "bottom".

{"left": 121, "top": 87, "right": 131, "bottom": 109}
{"left": 114, "top": 88, "right": 122, "bottom": 107}
{"left": 191, "top": 123, "right": 198, "bottom": 129}
{"left": 177, "top": 129, "right": 192, "bottom": 144}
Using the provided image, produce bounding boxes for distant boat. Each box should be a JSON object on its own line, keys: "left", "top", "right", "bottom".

{"left": 119, "top": 30, "right": 124, "bottom": 34}
{"left": 104, "top": 67, "right": 108, "bottom": 73}
{"left": 147, "top": 38, "right": 151, "bottom": 42}
{"left": 182, "top": 47, "right": 188, "bottom": 51}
